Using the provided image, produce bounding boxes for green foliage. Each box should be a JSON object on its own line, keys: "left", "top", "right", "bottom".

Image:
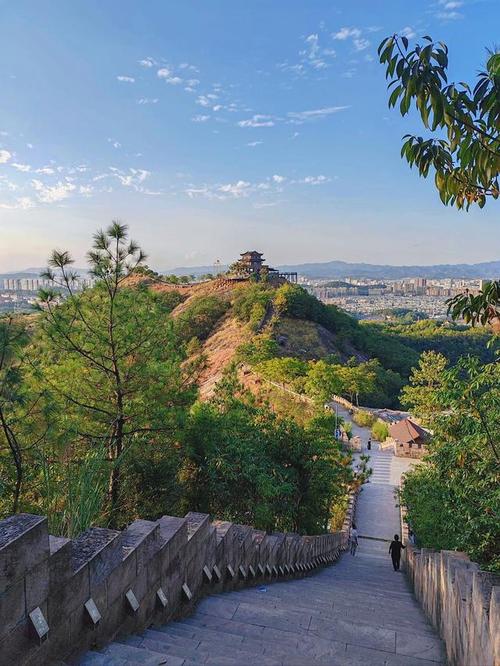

{"left": 401, "top": 357, "right": 499, "bottom": 570}
{"left": 175, "top": 295, "right": 229, "bottom": 342}
{"left": 379, "top": 34, "right": 499, "bottom": 209}
{"left": 304, "top": 360, "right": 344, "bottom": 404}
{"left": 256, "top": 357, "right": 308, "bottom": 389}
{"left": 352, "top": 410, "right": 376, "bottom": 428}
{"left": 237, "top": 334, "right": 279, "bottom": 365}
{"left": 181, "top": 368, "right": 354, "bottom": 534}
{"left": 371, "top": 420, "right": 389, "bottom": 442}
{"left": 363, "top": 319, "right": 494, "bottom": 369}
{"left": 447, "top": 280, "right": 500, "bottom": 331}
{"left": 233, "top": 283, "right": 273, "bottom": 330}
{"left": 400, "top": 350, "right": 449, "bottom": 425}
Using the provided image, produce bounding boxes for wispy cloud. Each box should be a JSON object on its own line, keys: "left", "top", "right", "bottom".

{"left": 279, "top": 32, "right": 336, "bottom": 76}
{"left": 117, "top": 75, "right": 135, "bottom": 83}
{"left": 433, "top": 0, "right": 464, "bottom": 19}
{"left": 192, "top": 114, "right": 210, "bottom": 123}
{"left": 400, "top": 26, "right": 416, "bottom": 39}
{"left": 32, "top": 179, "right": 76, "bottom": 203}
{"left": 300, "top": 175, "right": 329, "bottom": 185}
{"left": 157, "top": 68, "right": 183, "bottom": 84}
{"left": 139, "top": 57, "right": 156, "bottom": 68}
{"left": 247, "top": 141, "right": 263, "bottom": 147}
{"left": 287, "top": 106, "right": 349, "bottom": 123}
{"left": 332, "top": 26, "right": 371, "bottom": 52}
{"left": 184, "top": 172, "right": 332, "bottom": 202}
{"left": 0, "top": 149, "right": 12, "bottom": 163}
{"left": 238, "top": 114, "right": 275, "bottom": 128}
{"left": 137, "top": 97, "right": 159, "bottom": 105}
{"left": 11, "top": 163, "right": 31, "bottom": 172}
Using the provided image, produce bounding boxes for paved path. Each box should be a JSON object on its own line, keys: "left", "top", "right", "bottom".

{"left": 79, "top": 450, "right": 444, "bottom": 665}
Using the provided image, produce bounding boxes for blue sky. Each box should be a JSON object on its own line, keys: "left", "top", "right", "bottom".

{"left": 0, "top": 0, "right": 498, "bottom": 271}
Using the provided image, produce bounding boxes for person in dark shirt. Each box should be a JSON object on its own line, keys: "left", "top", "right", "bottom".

{"left": 389, "top": 534, "right": 405, "bottom": 571}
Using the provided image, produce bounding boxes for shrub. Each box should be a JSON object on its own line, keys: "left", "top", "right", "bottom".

{"left": 233, "top": 284, "right": 273, "bottom": 328}
{"left": 371, "top": 420, "right": 389, "bottom": 442}
{"left": 175, "top": 295, "right": 229, "bottom": 342}
{"left": 352, "top": 410, "right": 376, "bottom": 428}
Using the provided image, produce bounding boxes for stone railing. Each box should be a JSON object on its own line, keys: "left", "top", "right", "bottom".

{"left": 0, "top": 492, "right": 357, "bottom": 665}
{"left": 404, "top": 545, "right": 499, "bottom": 666}
{"left": 399, "top": 487, "right": 499, "bottom": 666}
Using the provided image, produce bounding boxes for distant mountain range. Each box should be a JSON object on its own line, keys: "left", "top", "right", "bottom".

{"left": 164, "top": 259, "right": 500, "bottom": 280}
{"left": 3, "top": 259, "right": 499, "bottom": 281}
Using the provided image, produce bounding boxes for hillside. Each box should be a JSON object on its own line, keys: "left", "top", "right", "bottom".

{"left": 129, "top": 275, "right": 494, "bottom": 411}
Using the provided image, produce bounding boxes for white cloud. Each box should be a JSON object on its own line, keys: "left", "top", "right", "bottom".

{"left": 0, "top": 149, "right": 12, "bottom": 163}
{"left": 32, "top": 179, "right": 76, "bottom": 203}
{"left": 247, "top": 141, "right": 263, "bottom": 147}
{"left": 192, "top": 114, "right": 210, "bottom": 122}
{"left": 238, "top": 114, "right": 275, "bottom": 128}
{"left": 137, "top": 97, "right": 159, "bottom": 105}
{"left": 218, "top": 180, "right": 252, "bottom": 198}
{"left": 11, "top": 163, "right": 31, "bottom": 172}
{"left": 333, "top": 26, "right": 370, "bottom": 52}
{"left": 157, "top": 68, "right": 182, "bottom": 84}
{"left": 0, "top": 196, "right": 35, "bottom": 210}
{"left": 139, "top": 57, "right": 156, "bottom": 68}
{"left": 400, "top": 26, "right": 416, "bottom": 39}
{"left": 332, "top": 27, "right": 361, "bottom": 40}
{"left": 35, "top": 167, "right": 55, "bottom": 175}
{"left": 287, "top": 106, "right": 349, "bottom": 123}
{"left": 272, "top": 174, "right": 286, "bottom": 184}
{"left": 353, "top": 38, "right": 370, "bottom": 51}
{"left": 26, "top": 143, "right": 33, "bottom": 149}
{"left": 435, "top": 0, "right": 464, "bottom": 18}
{"left": 300, "top": 175, "right": 329, "bottom": 185}
{"left": 117, "top": 75, "right": 135, "bottom": 83}
{"left": 79, "top": 185, "right": 93, "bottom": 196}
{"left": 107, "top": 138, "right": 121, "bottom": 149}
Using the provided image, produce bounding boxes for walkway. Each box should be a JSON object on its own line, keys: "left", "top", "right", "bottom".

{"left": 79, "top": 451, "right": 445, "bottom": 666}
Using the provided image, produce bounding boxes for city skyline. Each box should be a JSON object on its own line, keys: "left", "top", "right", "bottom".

{"left": 1, "top": 0, "right": 499, "bottom": 272}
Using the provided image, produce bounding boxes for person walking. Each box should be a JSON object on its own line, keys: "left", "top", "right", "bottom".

{"left": 389, "top": 534, "right": 405, "bottom": 571}
{"left": 350, "top": 523, "right": 359, "bottom": 556}
{"left": 367, "top": 438, "right": 372, "bottom": 451}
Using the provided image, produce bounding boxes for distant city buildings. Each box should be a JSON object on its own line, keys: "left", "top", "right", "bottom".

{"left": 0, "top": 275, "right": 97, "bottom": 313}
{"left": 304, "top": 277, "right": 486, "bottom": 320}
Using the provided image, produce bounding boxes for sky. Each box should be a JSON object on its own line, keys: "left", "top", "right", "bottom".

{"left": 0, "top": 0, "right": 498, "bottom": 272}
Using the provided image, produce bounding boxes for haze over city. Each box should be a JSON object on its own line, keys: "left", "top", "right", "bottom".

{"left": 1, "top": 0, "right": 499, "bottom": 272}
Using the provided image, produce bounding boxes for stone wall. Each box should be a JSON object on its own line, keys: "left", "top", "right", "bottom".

{"left": 0, "top": 492, "right": 357, "bottom": 665}
{"left": 404, "top": 545, "right": 499, "bottom": 666}
{"left": 400, "top": 494, "right": 499, "bottom": 666}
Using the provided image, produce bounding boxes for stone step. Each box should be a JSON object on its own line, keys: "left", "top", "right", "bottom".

{"left": 102, "top": 642, "right": 185, "bottom": 665}
{"left": 76, "top": 652, "right": 127, "bottom": 666}
{"left": 124, "top": 629, "right": 283, "bottom": 666}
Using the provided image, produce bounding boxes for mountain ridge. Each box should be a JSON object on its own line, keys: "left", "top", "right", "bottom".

{"left": 162, "top": 259, "right": 500, "bottom": 280}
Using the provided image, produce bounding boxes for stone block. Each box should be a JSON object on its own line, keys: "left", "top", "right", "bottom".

{"left": 71, "top": 527, "right": 123, "bottom": 591}
{"left": 0, "top": 576, "right": 26, "bottom": 639}
{"left": 48, "top": 535, "right": 72, "bottom": 591}
{"left": 25, "top": 558, "right": 50, "bottom": 612}
{"left": 0, "top": 514, "right": 49, "bottom": 594}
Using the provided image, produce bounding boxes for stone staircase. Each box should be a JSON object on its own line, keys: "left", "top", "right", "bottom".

{"left": 77, "top": 452, "right": 446, "bottom": 666}
{"left": 78, "top": 548, "right": 445, "bottom": 665}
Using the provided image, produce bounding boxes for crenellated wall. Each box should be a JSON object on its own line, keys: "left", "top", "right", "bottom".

{"left": 400, "top": 497, "right": 500, "bottom": 666}
{"left": 0, "top": 492, "right": 356, "bottom": 665}
{"left": 404, "top": 545, "right": 499, "bottom": 666}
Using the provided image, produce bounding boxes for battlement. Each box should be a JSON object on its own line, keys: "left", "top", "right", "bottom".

{"left": 0, "top": 493, "right": 356, "bottom": 665}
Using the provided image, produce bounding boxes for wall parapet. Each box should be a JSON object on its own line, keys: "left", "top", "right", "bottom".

{"left": 0, "top": 492, "right": 357, "bottom": 665}
{"left": 400, "top": 489, "right": 499, "bottom": 666}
